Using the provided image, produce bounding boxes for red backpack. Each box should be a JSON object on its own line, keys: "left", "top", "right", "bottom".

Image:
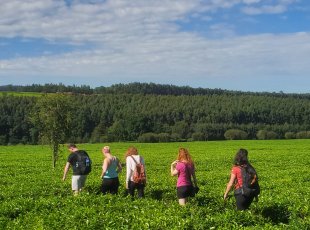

{"left": 130, "top": 156, "right": 146, "bottom": 184}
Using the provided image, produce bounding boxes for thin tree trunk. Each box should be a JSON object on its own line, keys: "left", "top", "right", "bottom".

{"left": 52, "top": 143, "right": 59, "bottom": 168}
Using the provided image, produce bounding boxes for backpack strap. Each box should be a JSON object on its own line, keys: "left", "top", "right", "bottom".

{"left": 130, "top": 155, "right": 139, "bottom": 164}
{"left": 132, "top": 155, "right": 142, "bottom": 165}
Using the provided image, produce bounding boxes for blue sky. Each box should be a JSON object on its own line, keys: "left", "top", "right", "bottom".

{"left": 0, "top": 0, "right": 310, "bottom": 93}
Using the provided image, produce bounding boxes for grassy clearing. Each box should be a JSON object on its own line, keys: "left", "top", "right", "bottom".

{"left": 0, "top": 140, "right": 309, "bottom": 229}
{"left": 0, "top": 91, "right": 43, "bottom": 97}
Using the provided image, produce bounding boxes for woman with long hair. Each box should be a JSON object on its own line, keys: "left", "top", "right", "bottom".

{"left": 171, "top": 148, "right": 198, "bottom": 205}
{"left": 125, "top": 146, "right": 146, "bottom": 198}
{"left": 100, "top": 146, "right": 122, "bottom": 194}
{"left": 223, "top": 148, "right": 259, "bottom": 210}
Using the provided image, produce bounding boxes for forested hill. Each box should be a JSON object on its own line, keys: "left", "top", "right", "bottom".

{"left": 1, "top": 82, "right": 310, "bottom": 99}
{"left": 0, "top": 83, "right": 310, "bottom": 145}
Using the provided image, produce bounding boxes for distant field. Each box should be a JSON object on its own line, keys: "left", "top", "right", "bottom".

{"left": 0, "top": 140, "right": 309, "bottom": 229}
{"left": 0, "top": 91, "right": 43, "bottom": 97}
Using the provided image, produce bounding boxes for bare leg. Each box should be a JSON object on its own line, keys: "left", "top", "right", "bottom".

{"left": 178, "top": 198, "right": 187, "bottom": 206}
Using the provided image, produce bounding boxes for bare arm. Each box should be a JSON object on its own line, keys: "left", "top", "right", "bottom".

{"left": 224, "top": 172, "right": 236, "bottom": 200}
{"left": 171, "top": 160, "right": 179, "bottom": 176}
{"left": 62, "top": 162, "right": 70, "bottom": 181}
{"left": 100, "top": 158, "right": 109, "bottom": 178}
{"left": 126, "top": 157, "right": 131, "bottom": 189}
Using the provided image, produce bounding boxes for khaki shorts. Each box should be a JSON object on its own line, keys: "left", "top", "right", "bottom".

{"left": 72, "top": 175, "right": 87, "bottom": 191}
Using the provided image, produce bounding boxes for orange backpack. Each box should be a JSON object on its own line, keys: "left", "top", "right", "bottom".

{"left": 130, "top": 156, "right": 146, "bottom": 184}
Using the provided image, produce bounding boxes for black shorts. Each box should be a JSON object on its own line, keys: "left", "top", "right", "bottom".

{"left": 101, "top": 177, "right": 119, "bottom": 194}
{"left": 177, "top": 185, "right": 192, "bottom": 199}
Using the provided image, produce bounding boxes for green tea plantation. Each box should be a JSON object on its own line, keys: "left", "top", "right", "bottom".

{"left": 1, "top": 140, "right": 309, "bottom": 229}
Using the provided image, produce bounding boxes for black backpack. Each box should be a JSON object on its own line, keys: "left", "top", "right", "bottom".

{"left": 240, "top": 164, "right": 260, "bottom": 197}
{"left": 74, "top": 151, "right": 92, "bottom": 175}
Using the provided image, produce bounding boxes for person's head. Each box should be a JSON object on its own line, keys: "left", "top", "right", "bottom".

{"left": 125, "top": 146, "right": 138, "bottom": 158}
{"left": 234, "top": 148, "right": 249, "bottom": 166}
{"left": 102, "top": 146, "right": 111, "bottom": 155}
{"left": 177, "top": 148, "right": 193, "bottom": 164}
{"left": 67, "top": 143, "right": 78, "bottom": 153}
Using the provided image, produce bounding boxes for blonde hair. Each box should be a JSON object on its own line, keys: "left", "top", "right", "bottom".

{"left": 125, "top": 146, "right": 138, "bottom": 158}
{"left": 177, "top": 148, "right": 193, "bottom": 165}
{"left": 102, "top": 146, "right": 110, "bottom": 154}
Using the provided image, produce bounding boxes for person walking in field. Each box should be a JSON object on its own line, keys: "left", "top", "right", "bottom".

{"left": 62, "top": 143, "right": 92, "bottom": 196}
{"left": 223, "top": 148, "right": 260, "bottom": 210}
{"left": 100, "top": 146, "right": 122, "bottom": 195}
{"left": 171, "top": 148, "right": 198, "bottom": 206}
{"left": 125, "top": 146, "right": 146, "bottom": 198}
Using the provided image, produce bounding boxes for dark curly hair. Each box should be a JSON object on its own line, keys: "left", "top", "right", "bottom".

{"left": 234, "top": 148, "right": 249, "bottom": 166}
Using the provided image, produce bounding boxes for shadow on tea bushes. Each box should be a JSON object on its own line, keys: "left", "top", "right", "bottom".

{"left": 261, "top": 203, "right": 290, "bottom": 224}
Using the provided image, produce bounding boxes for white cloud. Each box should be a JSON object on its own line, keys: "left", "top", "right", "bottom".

{"left": 0, "top": 0, "right": 309, "bottom": 92}
{"left": 0, "top": 0, "right": 297, "bottom": 42}
{"left": 1, "top": 32, "right": 310, "bottom": 87}
{"left": 209, "top": 23, "right": 236, "bottom": 38}
{"left": 242, "top": 4, "right": 287, "bottom": 15}
{"left": 242, "top": 0, "right": 262, "bottom": 4}
{"left": 241, "top": 0, "right": 298, "bottom": 15}
{"left": 0, "top": 0, "right": 201, "bottom": 42}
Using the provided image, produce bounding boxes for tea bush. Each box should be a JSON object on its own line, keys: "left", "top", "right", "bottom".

{"left": 0, "top": 140, "right": 309, "bottom": 229}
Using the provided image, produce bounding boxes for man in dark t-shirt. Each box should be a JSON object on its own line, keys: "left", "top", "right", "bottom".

{"left": 62, "top": 143, "right": 90, "bottom": 195}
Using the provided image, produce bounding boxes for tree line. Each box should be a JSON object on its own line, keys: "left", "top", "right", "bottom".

{"left": 0, "top": 83, "right": 310, "bottom": 145}
{"left": 1, "top": 82, "right": 310, "bottom": 99}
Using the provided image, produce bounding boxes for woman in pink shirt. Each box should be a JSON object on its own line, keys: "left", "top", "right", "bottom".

{"left": 171, "top": 148, "right": 198, "bottom": 205}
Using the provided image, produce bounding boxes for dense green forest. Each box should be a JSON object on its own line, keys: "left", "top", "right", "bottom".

{"left": 2, "top": 82, "right": 310, "bottom": 98}
{"left": 0, "top": 83, "right": 310, "bottom": 145}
